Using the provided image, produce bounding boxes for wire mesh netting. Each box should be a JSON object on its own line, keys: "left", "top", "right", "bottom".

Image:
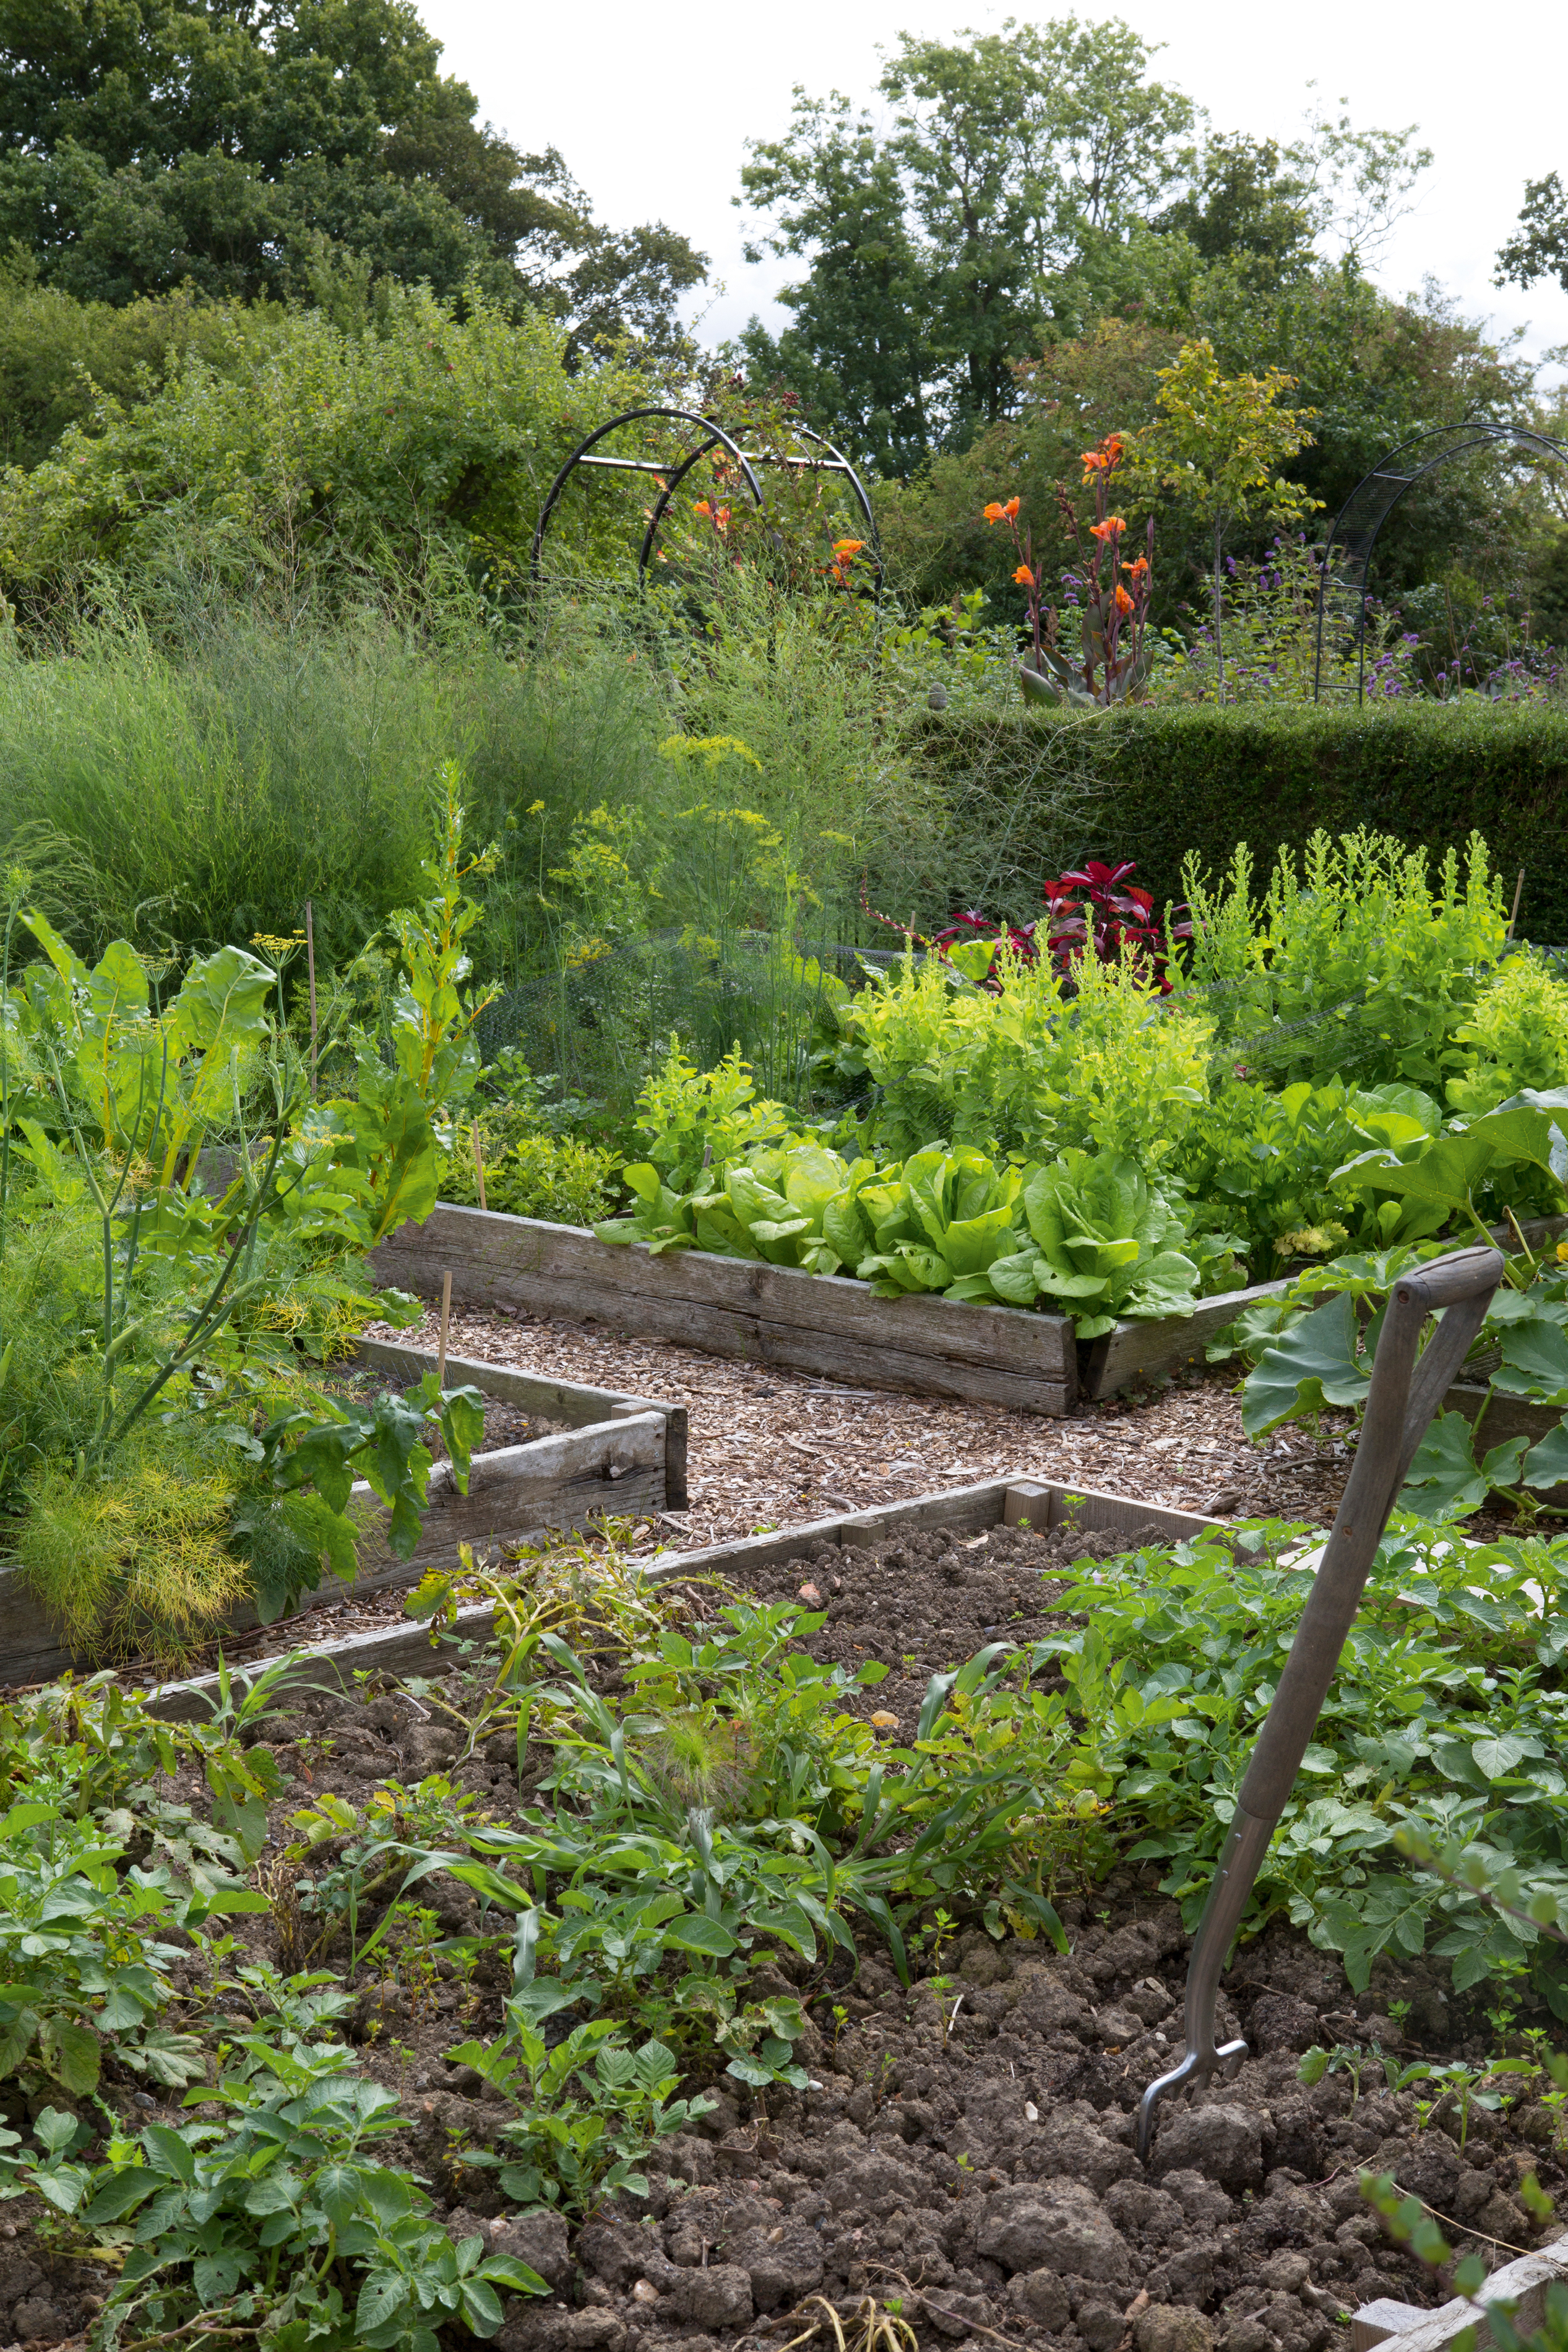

{"left": 475, "top": 928, "right": 1486, "bottom": 1115}
{"left": 474, "top": 931, "right": 905, "bottom": 1109}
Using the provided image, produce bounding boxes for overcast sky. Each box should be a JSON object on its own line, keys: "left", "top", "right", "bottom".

{"left": 421, "top": 0, "right": 1568, "bottom": 389}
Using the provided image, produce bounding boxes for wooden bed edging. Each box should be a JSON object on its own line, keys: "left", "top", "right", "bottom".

{"left": 371, "top": 1205, "right": 1078, "bottom": 1416}
{"left": 354, "top": 1335, "right": 687, "bottom": 1508}
{"left": 0, "top": 1399, "right": 671, "bottom": 1693}
{"left": 138, "top": 1477, "right": 1222, "bottom": 1721}
{"left": 1080, "top": 1211, "right": 1568, "bottom": 1401}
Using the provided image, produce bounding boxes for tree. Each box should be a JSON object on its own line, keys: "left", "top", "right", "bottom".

{"left": 1496, "top": 173, "right": 1568, "bottom": 295}
{"left": 1155, "top": 133, "right": 1316, "bottom": 274}
{"left": 736, "top": 14, "right": 1192, "bottom": 467}
{"left": 0, "top": 0, "right": 705, "bottom": 353}
{"left": 735, "top": 95, "right": 934, "bottom": 480}
{"left": 1126, "top": 337, "right": 1318, "bottom": 694}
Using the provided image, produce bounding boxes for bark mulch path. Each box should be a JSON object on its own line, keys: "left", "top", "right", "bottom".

{"left": 369, "top": 1299, "right": 1356, "bottom": 1546}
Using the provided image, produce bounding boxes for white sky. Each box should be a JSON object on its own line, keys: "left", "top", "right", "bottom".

{"left": 423, "top": 0, "right": 1568, "bottom": 390}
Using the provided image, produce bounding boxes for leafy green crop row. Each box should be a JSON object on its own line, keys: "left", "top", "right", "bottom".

{"left": 580, "top": 830, "right": 1568, "bottom": 1333}
{"left": 6, "top": 1501, "right": 1568, "bottom": 2352}
{"left": 601, "top": 1128, "right": 1236, "bottom": 1336}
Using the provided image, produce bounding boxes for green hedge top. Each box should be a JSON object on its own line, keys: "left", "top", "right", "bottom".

{"left": 913, "top": 701, "right": 1568, "bottom": 943}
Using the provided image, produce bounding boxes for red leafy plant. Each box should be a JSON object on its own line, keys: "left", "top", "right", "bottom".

{"left": 863, "top": 862, "right": 1189, "bottom": 993}
{"left": 1041, "top": 862, "right": 1191, "bottom": 990}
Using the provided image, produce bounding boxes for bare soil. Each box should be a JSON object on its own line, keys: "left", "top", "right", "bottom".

{"left": 6, "top": 1520, "right": 1562, "bottom": 2352}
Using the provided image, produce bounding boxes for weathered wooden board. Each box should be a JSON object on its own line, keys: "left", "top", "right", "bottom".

{"left": 1444, "top": 1383, "right": 1559, "bottom": 1450}
{"left": 0, "top": 1412, "right": 667, "bottom": 1692}
{"left": 1080, "top": 1211, "right": 1568, "bottom": 1401}
{"left": 354, "top": 1335, "right": 688, "bottom": 1507}
{"left": 1441, "top": 1381, "right": 1568, "bottom": 1504}
{"left": 373, "top": 1204, "right": 1077, "bottom": 1414}
{"left": 1079, "top": 1278, "right": 1292, "bottom": 1401}
{"left": 142, "top": 1477, "right": 1221, "bottom": 1721}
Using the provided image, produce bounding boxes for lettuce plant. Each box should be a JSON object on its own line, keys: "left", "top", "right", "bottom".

{"left": 599, "top": 1136, "right": 1220, "bottom": 1336}
{"left": 983, "top": 1151, "right": 1205, "bottom": 1336}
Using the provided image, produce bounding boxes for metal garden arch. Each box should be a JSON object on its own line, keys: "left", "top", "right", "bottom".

{"left": 528, "top": 404, "right": 881, "bottom": 587}
{"left": 1312, "top": 421, "right": 1568, "bottom": 702}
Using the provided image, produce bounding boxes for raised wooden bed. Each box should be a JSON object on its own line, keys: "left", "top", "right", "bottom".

{"left": 0, "top": 1351, "right": 682, "bottom": 1691}
{"left": 374, "top": 1204, "right": 1079, "bottom": 1413}
{"left": 355, "top": 1334, "right": 687, "bottom": 1507}
{"left": 142, "top": 1476, "right": 1222, "bottom": 1721}
{"left": 372, "top": 1203, "right": 1568, "bottom": 1426}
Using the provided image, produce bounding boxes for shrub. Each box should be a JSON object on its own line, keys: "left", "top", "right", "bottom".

{"left": 903, "top": 701, "right": 1568, "bottom": 946}
{"left": 0, "top": 285, "right": 647, "bottom": 599}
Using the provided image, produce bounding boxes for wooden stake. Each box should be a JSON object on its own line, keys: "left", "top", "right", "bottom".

{"left": 1507, "top": 867, "right": 1526, "bottom": 940}
{"left": 304, "top": 899, "right": 319, "bottom": 1096}
{"left": 473, "top": 1125, "right": 488, "bottom": 1213}
{"left": 437, "top": 1269, "right": 452, "bottom": 1390}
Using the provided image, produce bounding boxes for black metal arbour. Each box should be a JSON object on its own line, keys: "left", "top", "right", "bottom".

{"left": 528, "top": 403, "right": 881, "bottom": 586}
{"left": 1312, "top": 421, "right": 1568, "bottom": 703}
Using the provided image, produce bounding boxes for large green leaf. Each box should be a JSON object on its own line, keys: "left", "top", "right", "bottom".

{"left": 661, "top": 1913, "right": 739, "bottom": 1956}
{"left": 1522, "top": 1419, "right": 1568, "bottom": 1491}
{"left": 941, "top": 1204, "right": 1018, "bottom": 1281}
{"left": 1334, "top": 1104, "right": 1568, "bottom": 1226}
{"left": 40, "top": 2017, "right": 101, "bottom": 2095}
{"left": 1400, "top": 1413, "right": 1482, "bottom": 1518}
{"left": 1241, "top": 1292, "right": 1371, "bottom": 1438}
{"left": 1492, "top": 1318, "right": 1568, "bottom": 1407}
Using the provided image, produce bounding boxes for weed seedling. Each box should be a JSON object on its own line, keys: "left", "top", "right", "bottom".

{"left": 1413, "top": 2062, "right": 1511, "bottom": 2151}
{"left": 384, "top": 1903, "right": 444, "bottom": 2019}
{"left": 1303, "top": 2041, "right": 1431, "bottom": 2111}
{"left": 924, "top": 1908, "right": 958, "bottom": 1969}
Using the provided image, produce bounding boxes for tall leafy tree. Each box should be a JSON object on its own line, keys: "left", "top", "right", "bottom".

{"left": 737, "top": 14, "right": 1192, "bottom": 470}
{"left": 1497, "top": 173, "right": 1568, "bottom": 296}
{"left": 0, "top": 0, "right": 705, "bottom": 355}
{"left": 1124, "top": 335, "right": 1318, "bottom": 693}
{"left": 736, "top": 95, "right": 933, "bottom": 478}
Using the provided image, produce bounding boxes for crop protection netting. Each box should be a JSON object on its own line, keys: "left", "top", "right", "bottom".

{"left": 473, "top": 929, "right": 1486, "bottom": 1113}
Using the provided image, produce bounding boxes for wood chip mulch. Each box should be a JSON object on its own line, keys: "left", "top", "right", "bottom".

{"left": 371, "top": 1297, "right": 1355, "bottom": 1543}
{"left": 84, "top": 1298, "right": 1525, "bottom": 1692}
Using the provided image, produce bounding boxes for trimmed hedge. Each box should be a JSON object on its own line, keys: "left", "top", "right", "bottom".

{"left": 913, "top": 702, "right": 1568, "bottom": 943}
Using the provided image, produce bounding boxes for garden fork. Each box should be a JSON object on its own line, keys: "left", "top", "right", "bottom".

{"left": 1135, "top": 1243, "right": 1505, "bottom": 2164}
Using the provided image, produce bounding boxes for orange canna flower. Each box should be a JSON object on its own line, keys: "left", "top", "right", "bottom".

{"left": 1003, "top": 495, "right": 1020, "bottom": 518}
{"left": 832, "top": 538, "right": 866, "bottom": 558}
{"left": 1013, "top": 564, "right": 1036, "bottom": 589}
{"left": 1122, "top": 554, "right": 1150, "bottom": 582}
{"left": 1090, "top": 516, "right": 1127, "bottom": 542}
{"left": 982, "top": 501, "right": 1007, "bottom": 523}
{"left": 1114, "top": 584, "right": 1134, "bottom": 615}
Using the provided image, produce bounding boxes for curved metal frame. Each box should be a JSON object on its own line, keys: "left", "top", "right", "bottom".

{"left": 1312, "top": 422, "right": 1568, "bottom": 703}
{"left": 530, "top": 404, "right": 881, "bottom": 589}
